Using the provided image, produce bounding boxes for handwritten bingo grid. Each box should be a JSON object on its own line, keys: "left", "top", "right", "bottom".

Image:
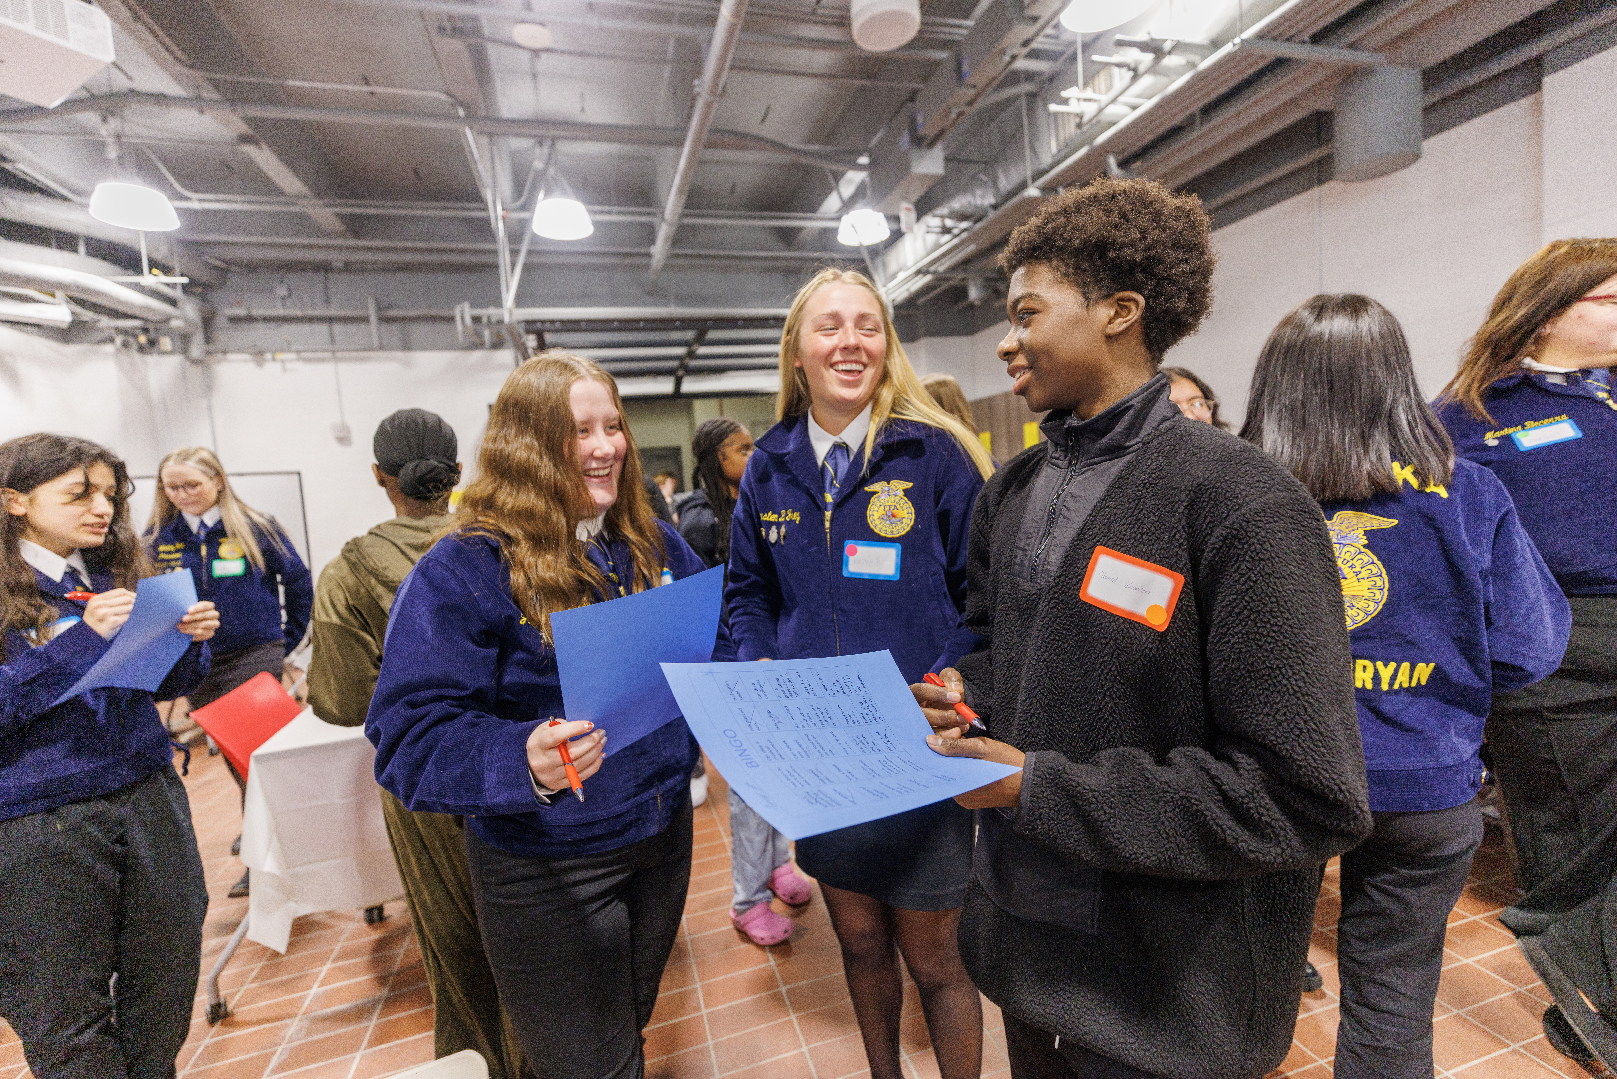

{"left": 662, "top": 651, "right": 1019, "bottom": 839}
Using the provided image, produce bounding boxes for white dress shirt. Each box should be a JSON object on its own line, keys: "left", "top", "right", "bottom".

{"left": 20, "top": 539, "right": 91, "bottom": 587}
{"left": 806, "top": 402, "right": 874, "bottom": 466}
{"left": 182, "top": 505, "right": 222, "bottom": 534}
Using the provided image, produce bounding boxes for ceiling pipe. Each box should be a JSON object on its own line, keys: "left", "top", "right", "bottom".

{"left": 0, "top": 93, "right": 865, "bottom": 173}
{"left": 648, "top": 0, "right": 751, "bottom": 284}
{"left": 0, "top": 256, "right": 184, "bottom": 324}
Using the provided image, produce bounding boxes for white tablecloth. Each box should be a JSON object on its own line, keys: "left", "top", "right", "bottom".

{"left": 241, "top": 707, "right": 403, "bottom": 953}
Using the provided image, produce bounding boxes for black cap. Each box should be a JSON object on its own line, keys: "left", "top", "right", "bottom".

{"left": 374, "top": 409, "right": 458, "bottom": 500}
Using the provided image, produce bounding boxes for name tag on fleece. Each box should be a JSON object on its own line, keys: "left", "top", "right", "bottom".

{"left": 1512, "top": 419, "right": 1581, "bottom": 451}
{"left": 843, "top": 540, "right": 901, "bottom": 580}
{"left": 1079, "top": 546, "right": 1183, "bottom": 631}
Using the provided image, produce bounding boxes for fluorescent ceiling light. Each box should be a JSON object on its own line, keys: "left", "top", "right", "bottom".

{"left": 531, "top": 197, "right": 593, "bottom": 241}
{"left": 1059, "top": 0, "right": 1156, "bottom": 33}
{"left": 87, "top": 181, "right": 180, "bottom": 232}
{"left": 511, "top": 22, "right": 552, "bottom": 49}
{"left": 837, "top": 208, "right": 890, "bottom": 247}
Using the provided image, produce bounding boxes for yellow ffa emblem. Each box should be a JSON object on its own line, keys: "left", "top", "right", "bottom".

{"left": 217, "top": 538, "right": 244, "bottom": 560}
{"left": 864, "top": 480, "right": 916, "bottom": 538}
{"left": 1327, "top": 511, "right": 1398, "bottom": 631}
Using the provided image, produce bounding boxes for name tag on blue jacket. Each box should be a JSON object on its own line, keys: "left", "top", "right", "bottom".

{"left": 843, "top": 540, "right": 901, "bottom": 580}
{"left": 1512, "top": 419, "right": 1582, "bottom": 451}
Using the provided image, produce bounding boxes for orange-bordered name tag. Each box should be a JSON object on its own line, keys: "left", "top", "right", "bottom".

{"left": 1079, "top": 546, "right": 1184, "bottom": 632}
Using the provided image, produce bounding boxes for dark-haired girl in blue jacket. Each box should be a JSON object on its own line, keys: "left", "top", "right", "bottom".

{"left": 1244, "top": 295, "right": 1568, "bottom": 1079}
{"left": 368, "top": 353, "right": 715, "bottom": 1079}
{"left": 0, "top": 433, "right": 219, "bottom": 1079}
{"left": 725, "top": 268, "right": 995, "bottom": 1079}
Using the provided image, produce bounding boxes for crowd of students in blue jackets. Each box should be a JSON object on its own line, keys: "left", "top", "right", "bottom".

{"left": 1, "top": 180, "right": 1614, "bottom": 1079}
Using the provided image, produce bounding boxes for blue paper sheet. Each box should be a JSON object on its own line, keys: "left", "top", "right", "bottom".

{"left": 660, "top": 650, "right": 1021, "bottom": 840}
{"left": 550, "top": 565, "right": 724, "bottom": 755}
{"left": 54, "top": 571, "right": 199, "bottom": 705}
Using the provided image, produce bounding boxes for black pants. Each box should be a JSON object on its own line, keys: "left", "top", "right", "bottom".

{"left": 1003, "top": 1014, "right": 1160, "bottom": 1079}
{"left": 1333, "top": 800, "right": 1483, "bottom": 1079}
{"left": 465, "top": 798, "right": 694, "bottom": 1079}
{"left": 0, "top": 767, "right": 208, "bottom": 1079}
{"left": 1486, "top": 595, "right": 1617, "bottom": 892}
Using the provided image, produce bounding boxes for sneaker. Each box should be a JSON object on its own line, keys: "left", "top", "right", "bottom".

{"left": 770, "top": 863, "right": 813, "bottom": 906}
{"left": 228, "top": 870, "right": 250, "bottom": 899}
{"left": 231, "top": 834, "right": 241, "bottom": 856}
{"left": 691, "top": 773, "right": 709, "bottom": 808}
{"left": 731, "top": 902, "right": 793, "bottom": 946}
{"left": 1543, "top": 1005, "right": 1597, "bottom": 1065}
{"left": 1303, "top": 961, "right": 1323, "bottom": 993}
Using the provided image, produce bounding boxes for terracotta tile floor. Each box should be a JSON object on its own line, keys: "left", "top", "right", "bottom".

{"left": 0, "top": 750, "right": 1597, "bottom": 1079}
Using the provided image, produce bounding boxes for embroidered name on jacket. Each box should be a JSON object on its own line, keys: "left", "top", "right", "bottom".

{"left": 864, "top": 481, "right": 915, "bottom": 538}
{"left": 1328, "top": 511, "right": 1398, "bottom": 631}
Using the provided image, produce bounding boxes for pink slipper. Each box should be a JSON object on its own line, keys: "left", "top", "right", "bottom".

{"left": 770, "top": 863, "right": 813, "bottom": 906}
{"left": 731, "top": 902, "right": 793, "bottom": 946}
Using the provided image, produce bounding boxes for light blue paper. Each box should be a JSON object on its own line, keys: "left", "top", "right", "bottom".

{"left": 550, "top": 565, "right": 724, "bottom": 755}
{"left": 660, "top": 650, "right": 1020, "bottom": 840}
{"left": 54, "top": 571, "right": 198, "bottom": 705}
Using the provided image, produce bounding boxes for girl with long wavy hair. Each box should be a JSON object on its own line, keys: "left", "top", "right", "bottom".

{"left": 725, "top": 268, "right": 994, "bottom": 1079}
{"left": 367, "top": 352, "right": 715, "bottom": 1079}
{"left": 1434, "top": 238, "right": 1617, "bottom": 1065}
{"left": 0, "top": 433, "right": 218, "bottom": 1079}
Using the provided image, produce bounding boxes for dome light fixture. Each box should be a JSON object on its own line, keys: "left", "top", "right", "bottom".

{"left": 531, "top": 197, "right": 593, "bottom": 241}
{"left": 1058, "top": 0, "right": 1156, "bottom": 33}
{"left": 511, "top": 22, "right": 553, "bottom": 50}
{"left": 837, "top": 208, "right": 891, "bottom": 247}
{"left": 88, "top": 181, "right": 180, "bottom": 232}
{"left": 849, "top": 0, "right": 920, "bottom": 52}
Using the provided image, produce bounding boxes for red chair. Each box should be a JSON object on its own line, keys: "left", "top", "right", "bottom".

{"left": 189, "top": 671, "right": 302, "bottom": 780}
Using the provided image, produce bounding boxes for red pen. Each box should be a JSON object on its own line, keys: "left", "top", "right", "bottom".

{"left": 64, "top": 591, "right": 95, "bottom": 602}
{"left": 547, "top": 719, "right": 587, "bottom": 802}
{"left": 923, "top": 673, "right": 986, "bottom": 731}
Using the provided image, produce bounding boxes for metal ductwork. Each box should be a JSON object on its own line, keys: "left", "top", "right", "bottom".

{"left": 0, "top": 256, "right": 184, "bottom": 325}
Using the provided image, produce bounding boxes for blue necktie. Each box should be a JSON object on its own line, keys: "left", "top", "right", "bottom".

{"left": 823, "top": 441, "right": 850, "bottom": 510}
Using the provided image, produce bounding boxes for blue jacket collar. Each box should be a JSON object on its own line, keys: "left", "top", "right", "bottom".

{"left": 756, "top": 413, "right": 929, "bottom": 509}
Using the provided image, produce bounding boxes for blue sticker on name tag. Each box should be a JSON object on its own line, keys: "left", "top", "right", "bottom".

{"left": 843, "top": 540, "right": 902, "bottom": 580}
{"left": 1512, "top": 419, "right": 1582, "bottom": 451}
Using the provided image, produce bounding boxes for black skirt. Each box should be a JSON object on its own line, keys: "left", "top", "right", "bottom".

{"left": 795, "top": 798, "right": 973, "bottom": 911}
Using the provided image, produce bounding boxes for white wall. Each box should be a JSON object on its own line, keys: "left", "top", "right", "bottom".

{"left": 904, "top": 40, "right": 1617, "bottom": 425}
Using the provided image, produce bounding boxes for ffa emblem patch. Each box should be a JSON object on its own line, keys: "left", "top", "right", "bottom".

{"left": 1327, "top": 511, "right": 1398, "bottom": 631}
{"left": 218, "top": 538, "right": 244, "bottom": 560}
{"left": 864, "top": 480, "right": 916, "bottom": 538}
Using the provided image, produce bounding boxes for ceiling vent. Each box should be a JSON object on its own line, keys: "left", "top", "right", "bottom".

{"left": 0, "top": 0, "right": 115, "bottom": 108}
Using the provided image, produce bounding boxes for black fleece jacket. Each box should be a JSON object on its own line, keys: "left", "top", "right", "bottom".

{"left": 955, "top": 406, "right": 1372, "bottom": 1079}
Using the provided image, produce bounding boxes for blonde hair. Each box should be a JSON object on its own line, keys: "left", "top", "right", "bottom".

{"left": 777, "top": 268, "right": 995, "bottom": 479}
{"left": 455, "top": 351, "right": 666, "bottom": 644}
{"left": 147, "top": 447, "right": 287, "bottom": 573}
{"left": 920, "top": 373, "right": 976, "bottom": 431}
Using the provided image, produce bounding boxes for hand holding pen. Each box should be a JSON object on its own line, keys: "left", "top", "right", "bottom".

{"left": 913, "top": 668, "right": 986, "bottom": 737}
{"left": 525, "top": 718, "right": 606, "bottom": 801}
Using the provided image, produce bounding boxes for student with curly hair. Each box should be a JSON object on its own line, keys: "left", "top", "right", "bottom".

{"left": 914, "top": 178, "right": 1373, "bottom": 1079}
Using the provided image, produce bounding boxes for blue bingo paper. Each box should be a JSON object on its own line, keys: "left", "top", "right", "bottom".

{"left": 550, "top": 565, "right": 724, "bottom": 755}
{"left": 53, "top": 571, "right": 198, "bottom": 705}
{"left": 661, "top": 650, "right": 1020, "bottom": 839}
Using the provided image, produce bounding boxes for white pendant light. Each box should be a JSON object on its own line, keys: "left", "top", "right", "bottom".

{"left": 88, "top": 181, "right": 180, "bottom": 232}
{"left": 531, "top": 197, "right": 594, "bottom": 241}
{"left": 1059, "top": 0, "right": 1156, "bottom": 33}
{"left": 511, "top": 22, "right": 552, "bottom": 49}
{"left": 837, "top": 208, "right": 891, "bottom": 247}
{"left": 849, "top": 0, "right": 920, "bottom": 52}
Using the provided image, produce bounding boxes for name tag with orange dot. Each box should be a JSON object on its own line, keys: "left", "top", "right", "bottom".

{"left": 1079, "top": 546, "right": 1184, "bottom": 632}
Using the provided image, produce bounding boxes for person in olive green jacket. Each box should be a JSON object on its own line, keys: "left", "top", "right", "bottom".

{"left": 307, "top": 409, "right": 529, "bottom": 1079}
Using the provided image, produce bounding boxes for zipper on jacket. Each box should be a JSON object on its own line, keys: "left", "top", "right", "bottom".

{"left": 824, "top": 509, "right": 842, "bottom": 654}
{"left": 1030, "top": 454, "right": 1080, "bottom": 575}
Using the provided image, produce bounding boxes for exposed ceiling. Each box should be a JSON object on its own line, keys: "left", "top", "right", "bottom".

{"left": 0, "top": 0, "right": 1605, "bottom": 391}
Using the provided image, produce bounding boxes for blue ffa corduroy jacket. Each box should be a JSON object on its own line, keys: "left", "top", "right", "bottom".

{"left": 366, "top": 521, "right": 709, "bottom": 859}
{"left": 0, "top": 565, "right": 209, "bottom": 822}
{"left": 1320, "top": 457, "right": 1569, "bottom": 812}
{"left": 1435, "top": 369, "right": 1617, "bottom": 594}
{"left": 150, "top": 514, "right": 313, "bottom": 655}
{"left": 725, "top": 415, "right": 985, "bottom": 680}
